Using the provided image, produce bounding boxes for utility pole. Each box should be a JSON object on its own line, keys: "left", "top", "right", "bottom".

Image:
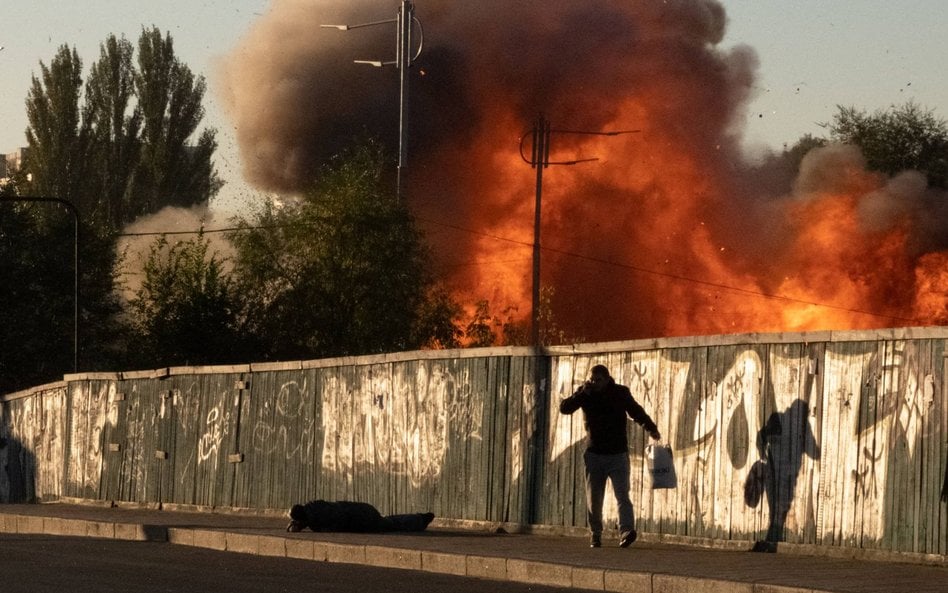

{"left": 395, "top": 0, "right": 415, "bottom": 195}
{"left": 322, "top": 1, "right": 424, "bottom": 199}
{"left": 529, "top": 116, "right": 550, "bottom": 349}
{"left": 519, "top": 117, "right": 639, "bottom": 347}
{"left": 518, "top": 117, "right": 637, "bottom": 526}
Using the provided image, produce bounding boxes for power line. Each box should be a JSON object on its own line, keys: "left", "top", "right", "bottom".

{"left": 414, "top": 215, "right": 533, "bottom": 248}
{"left": 117, "top": 215, "right": 923, "bottom": 324}
{"left": 413, "top": 216, "right": 921, "bottom": 324}
{"left": 118, "top": 224, "right": 261, "bottom": 237}
{"left": 538, "top": 244, "right": 921, "bottom": 324}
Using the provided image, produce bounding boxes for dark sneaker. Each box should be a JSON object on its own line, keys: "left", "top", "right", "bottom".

{"left": 589, "top": 533, "right": 602, "bottom": 548}
{"left": 619, "top": 529, "right": 637, "bottom": 548}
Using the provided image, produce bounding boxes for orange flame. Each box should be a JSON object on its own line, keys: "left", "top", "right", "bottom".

{"left": 223, "top": 1, "right": 947, "bottom": 342}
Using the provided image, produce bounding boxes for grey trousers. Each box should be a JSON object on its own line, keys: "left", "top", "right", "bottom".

{"left": 584, "top": 450, "right": 634, "bottom": 535}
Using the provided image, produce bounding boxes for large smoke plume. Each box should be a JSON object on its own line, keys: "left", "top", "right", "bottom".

{"left": 218, "top": 0, "right": 947, "bottom": 341}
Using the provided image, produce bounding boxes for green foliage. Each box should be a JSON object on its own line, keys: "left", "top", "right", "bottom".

{"left": 0, "top": 202, "right": 74, "bottom": 392}
{"left": 825, "top": 102, "right": 948, "bottom": 188}
{"left": 464, "top": 300, "right": 497, "bottom": 347}
{"left": 82, "top": 35, "right": 141, "bottom": 229}
{"left": 23, "top": 45, "right": 87, "bottom": 205}
{"left": 782, "top": 133, "right": 826, "bottom": 173}
{"left": 2, "top": 28, "right": 223, "bottom": 389}
{"left": 78, "top": 223, "right": 127, "bottom": 372}
{"left": 535, "top": 285, "right": 583, "bottom": 346}
{"left": 229, "top": 139, "right": 460, "bottom": 360}
{"left": 412, "top": 285, "right": 463, "bottom": 349}
{"left": 22, "top": 29, "right": 220, "bottom": 229}
{"left": 134, "top": 28, "right": 221, "bottom": 214}
{"left": 461, "top": 285, "right": 578, "bottom": 348}
{"left": 0, "top": 200, "right": 123, "bottom": 393}
{"left": 0, "top": 167, "right": 28, "bottom": 198}
{"left": 128, "top": 233, "right": 245, "bottom": 367}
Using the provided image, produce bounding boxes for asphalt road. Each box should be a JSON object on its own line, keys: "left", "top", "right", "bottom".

{"left": 1, "top": 533, "right": 580, "bottom": 593}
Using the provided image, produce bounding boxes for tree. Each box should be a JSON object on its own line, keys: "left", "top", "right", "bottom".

{"left": 7, "top": 29, "right": 224, "bottom": 389}
{"left": 135, "top": 27, "right": 221, "bottom": 215}
{"left": 22, "top": 29, "right": 220, "bottom": 230}
{"left": 0, "top": 166, "right": 28, "bottom": 198}
{"left": 534, "top": 285, "right": 583, "bottom": 346}
{"left": 411, "top": 285, "right": 463, "bottom": 349}
{"left": 128, "top": 233, "right": 246, "bottom": 367}
{"left": 83, "top": 34, "right": 141, "bottom": 229}
{"left": 464, "top": 300, "right": 496, "bottom": 347}
{"left": 0, "top": 201, "right": 74, "bottom": 393}
{"left": 0, "top": 195, "right": 126, "bottom": 394}
{"left": 825, "top": 102, "right": 948, "bottom": 188}
{"left": 23, "top": 45, "right": 88, "bottom": 206}
{"left": 461, "top": 286, "right": 580, "bottom": 348}
{"left": 229, "top": 139, "right": 458, "bottom": 360}
{"left": 462, "top": 299, "right": 528, "bottom": 347}
{"left": 782, "top": 133, "right": 827, "bottom": 174}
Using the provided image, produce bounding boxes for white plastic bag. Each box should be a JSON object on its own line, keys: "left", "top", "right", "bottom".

{"left": 646, "top": 444, "right": 677, "bottom": 489}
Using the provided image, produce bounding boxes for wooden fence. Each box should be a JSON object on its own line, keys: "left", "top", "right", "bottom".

{"left": 1, "top": 328, "right": 946, "bottom": 557}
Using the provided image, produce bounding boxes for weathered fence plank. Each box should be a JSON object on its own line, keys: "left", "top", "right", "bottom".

{"left": 3, "top": 330, "right": 947, "bottom": 557}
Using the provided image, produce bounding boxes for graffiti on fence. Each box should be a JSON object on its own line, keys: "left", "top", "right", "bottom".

{"left": 546, "top": 341, "right": 943, "bottom": 547}
{"left": 444, "top": 365, "right": 483, "bottom": 440}
{"left": 2, "top": 332, "right": 943, "bottom": 554}
{"left": 124, "top": 387, "right": 146, "bottom": 490}
{"left": 198, "top": 405, "right": 230, "bottom": 464}
{"left": 852, "top": 445, "right": 883, "bottom": 497}
{"left": 319, "top": 362, "right": 469, "bottom": 487}
{"left": 511, "top": 381, "right": 542, "bottom": 484}
{"left": 550, "top": 347, "right": 826, "bottom": 540}
{"left": 252, "top": 379, "right": 315, "bottom": 464}
{"left": 66, "top": 382, "right": 109, "bottom": 494}
{"left": 174, "top": 382, "right": 203, "bottom": 435}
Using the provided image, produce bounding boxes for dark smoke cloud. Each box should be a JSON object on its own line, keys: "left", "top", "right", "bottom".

{"left": 220, "top": 1, "right": 947, "bottom": 340}
{"left": 220, "top": 1, "right": 749, "bottom": 189}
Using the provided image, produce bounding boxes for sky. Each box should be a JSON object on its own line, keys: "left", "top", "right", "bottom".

{"left": 1, "top": 0, "right": 946, "bottom": 215}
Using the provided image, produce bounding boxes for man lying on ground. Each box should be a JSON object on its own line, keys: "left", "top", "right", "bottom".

{"left": 286, "top": 499, "right": 435, "bottom": 533}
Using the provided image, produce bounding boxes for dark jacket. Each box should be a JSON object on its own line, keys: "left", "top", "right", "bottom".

{"left": 559, "top": 379, "right": 657, "bottom": 454}
{"left": 293, "top": 500, "right": 387, "bottom": 532}
{"left": 289, "top": 500, "right": 435, "bottom": 533}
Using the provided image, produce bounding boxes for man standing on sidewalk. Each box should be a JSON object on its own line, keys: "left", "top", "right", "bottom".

{"left": 559, "top": 364, "right": 661, "bottom": 548}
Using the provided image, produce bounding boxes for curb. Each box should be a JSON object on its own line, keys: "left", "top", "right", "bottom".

{"left": 0, "top": 513, "right": 835, "bottom": 593}
{"left": 0, "top": 512, "right": 168, "bottom": 542}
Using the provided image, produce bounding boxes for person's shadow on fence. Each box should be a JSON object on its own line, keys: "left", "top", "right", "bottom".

{"left": 743, "top": 399, "right": 820, "bottom": 551}
{"left": 0, "top": 435, "right": 38, "bottom": 503}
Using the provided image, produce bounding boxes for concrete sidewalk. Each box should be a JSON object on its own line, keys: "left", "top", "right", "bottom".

{"left": 0, "top": 503, "right": 944, "bottom": 593}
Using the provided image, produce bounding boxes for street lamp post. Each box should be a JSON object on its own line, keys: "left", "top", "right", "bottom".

{"left": 0, "top": 196, "right": 80, "bottom": 372}
{"left": 322, "top": 1, "right": 424, "bottom": 198}
{"left": 519, "top": 115, "right": 639, "bottom": 347}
